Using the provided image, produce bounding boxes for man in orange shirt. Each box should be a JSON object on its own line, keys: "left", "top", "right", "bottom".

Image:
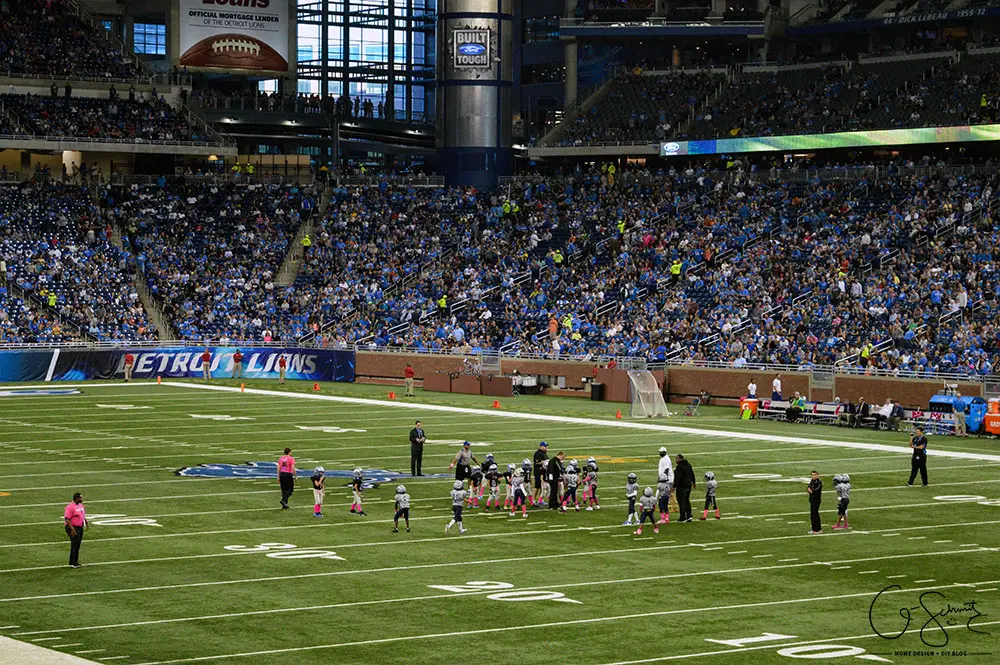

{"left": 404, "top": 363, "right": 415, "bottom": 397}
{"left": 278, "top": 355, "right": 287, "bottom": 384}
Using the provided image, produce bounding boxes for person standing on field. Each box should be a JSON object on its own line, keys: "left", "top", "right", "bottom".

{"left": 907, "top": 428, "right": 929, "bottom": 486}
{"left": 404, "top": 363, "right": 416, "bottom": 397}
{"left": 123, "top": 352, "right": 135, "bottom": 382}
{"left": 409, "top": 420, "right": 426, "bottom": 476}
{"left": 64, "top": 492, "right": 87, "bottom": 568}
{"left": 278, "top": 355, "right": 287, "bottom": 384}
{"left": 201, "top": 347, "right": 212, "bottom": 381}
{"left": 673, "top": 454, "right": 695, "bottom": 522}
{"left": 232, "top": 350, "right": 244, "bottom": 379}
{"left": 532, "top": 441, "right": 548, "bottom": 506}
{"left": 807, "top": 470, "right": 823, "bottom": 533}
{"left": 278, "top": 447, "right": 296, "bottom": 509}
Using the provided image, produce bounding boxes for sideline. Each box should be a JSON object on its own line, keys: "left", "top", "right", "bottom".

{"left": 168, "top": 382, "right": 1000, "bottom": 463}
{"left": 0, "top": 636, "right": 104, "bottom": 664}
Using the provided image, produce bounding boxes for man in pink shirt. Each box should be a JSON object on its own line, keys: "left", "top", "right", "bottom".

{"left": 63, "top": 492, "right": 88, "bottom": 568}
{"left": 278, "top": 448, "right": 296, "bottom": 509}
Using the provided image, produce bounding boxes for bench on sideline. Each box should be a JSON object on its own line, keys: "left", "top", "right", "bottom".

{"left": 756, "top": 399, "right": 956, "bottom": 434}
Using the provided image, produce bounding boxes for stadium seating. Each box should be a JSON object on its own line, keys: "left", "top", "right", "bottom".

{"left": 0, "top": 183, "right": 154, "bottom": 342}
{"left": 1, "top": 92, "right": 207, "bottom": 143}
{"left": 548, "top": 51, "right": 1000, "bottom": 145}
{"left": 123, "top": 182, "right": 315, "bottom": 341}
{"left": 0, "top": 0, "right": 138, "bottom": 80}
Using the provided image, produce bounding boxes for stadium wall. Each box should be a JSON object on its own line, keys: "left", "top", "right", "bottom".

{"left": 353, "top": 352, "right": 983, "bottom": 409}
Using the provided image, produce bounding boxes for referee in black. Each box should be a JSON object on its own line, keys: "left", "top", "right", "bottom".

{"left": 409, "top": 420, "right": 426, "bottom": 476}
{"left": 907, "top": 427, "right": 929, "bottom": 486}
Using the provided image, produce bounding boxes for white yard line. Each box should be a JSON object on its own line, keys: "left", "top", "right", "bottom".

{"left": 115, "top": 588, "right": 1000, "bottom": 665}
{"left": 595, "top": 619, "right": 1000, "bottom": 665}
{"left": 153, "top": 381, "right": 1000, "bottom": 463}
{"left": 14, "top": 563, "right": 999, "bottom": 639}
{"left": 2, "top": 523, "right": 994, "bottom": 604}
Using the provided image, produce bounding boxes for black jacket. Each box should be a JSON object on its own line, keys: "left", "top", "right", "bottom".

{"left": 547, "top": 458, "right": 564, "bottom": 482}
{"left": 533, "top": 449, "right": 548, "bottom": 475}
{"left": 409, "top": 428, "right": 425, "bottom": 447}
{"left": 674, "top": 460, "right": 695, "bottom": 489}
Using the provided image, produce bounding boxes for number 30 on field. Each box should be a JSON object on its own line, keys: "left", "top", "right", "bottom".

{"left": 224, "top": 543, "right": 344, "bottom": 560}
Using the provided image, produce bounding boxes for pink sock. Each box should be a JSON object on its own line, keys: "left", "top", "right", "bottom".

{"left": 314, "top": 504, "right": 321, "bottom": 512}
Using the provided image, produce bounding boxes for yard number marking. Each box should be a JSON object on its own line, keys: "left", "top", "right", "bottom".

{"left": 88, "top": 514, "right": 162, "bottom": 528}
{"left": 428, "top": 580, "right": 581, "bottom": 604}
{"left": 295, "top": 426, "right": 368, "bottom": 434}
{"left": 223, "top": 543, "right": 344, "bottom": 561}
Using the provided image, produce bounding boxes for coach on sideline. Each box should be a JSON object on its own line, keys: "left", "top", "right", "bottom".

{"left": 64, "top": 492, "right": 87, "bottom": 568}
{"left": 409, "top": 420, "right": 426, "bottom": 476}
{"left": 278, "top": 447, "right": 296, "bottom": 509}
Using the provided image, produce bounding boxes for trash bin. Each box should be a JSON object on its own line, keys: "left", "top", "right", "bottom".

{"left": 591, "top": 382, "right": 605, "bottom": 401}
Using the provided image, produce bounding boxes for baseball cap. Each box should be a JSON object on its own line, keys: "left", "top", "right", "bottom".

{"left": 658, "top": 446, "right": 667, "bottom": 454}
{"left": 539, "top": 441, "right": 548, "bottom": 447}
{"left": 462, "top": 441, "right": 471, "bottom": 447}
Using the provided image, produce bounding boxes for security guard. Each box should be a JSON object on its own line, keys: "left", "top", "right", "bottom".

{"left": 670, "top": 259, "right": 683, "bottom": 284}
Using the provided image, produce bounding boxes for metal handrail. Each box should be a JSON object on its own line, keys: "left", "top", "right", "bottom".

{"left": 0, "top": 133, "right": 229, "bottom": 147}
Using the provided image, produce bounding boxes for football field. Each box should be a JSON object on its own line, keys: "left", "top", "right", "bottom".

{"left": 1, "top": 381, "right": 998, "bottom": 665}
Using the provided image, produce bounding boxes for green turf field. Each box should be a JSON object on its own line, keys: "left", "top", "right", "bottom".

{"left": 1, "top": 380, "right": 998, "bottom": 665}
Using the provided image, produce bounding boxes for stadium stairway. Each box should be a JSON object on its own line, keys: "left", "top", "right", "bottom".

{"left": 538, "top": 69, "right": 624, "bottom": 146}
{"left": 109, "top": 217, "right": 173, "bottom": 340}
{"left": 276, "top": 186, "right": 330, "bottom": 287}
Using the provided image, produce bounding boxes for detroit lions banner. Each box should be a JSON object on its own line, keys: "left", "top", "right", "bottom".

{"left": 0, "top": 347, "right": 355, "bottom": 382}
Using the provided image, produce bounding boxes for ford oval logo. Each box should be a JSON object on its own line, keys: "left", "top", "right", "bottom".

{"left": 663, "top": 142, "right": 680, "bottom": 154}
{"left": 458, "top": 44, "right": 486, "bottom": 55}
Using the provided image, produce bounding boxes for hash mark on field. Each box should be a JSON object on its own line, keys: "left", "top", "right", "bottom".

{"left": 886, "top": 575, "right": 907, "bottom": 579}
{"left": 32, "top": 637, "right": 62, "bottom": 642}
{"left": 786, "top": 521, "right": 805, "bottom": 524}
{"left": 634, "top": 537, "right": 653, "bottom": 540}
{"left": 881, "top": 533, "right": 901, "bottom": 537}
{"left": 98, "top": 657, "right": 130, "bottom": 661}
{"left": 914, "top": 579, "right": 936, "bottom": 584}
{"left": 728, "top": 550, "right": 747, "bottom": 555}
{"left": 611, "top": 534, "right": 632, "bottom": 538}
{"left": 752, "top": 554, "right": 772, "bottom": 559}
{"left": 960, "top": 543, "right": 980, "bottom": 548}
{"left": 778, "top": 558, "right": 799, "bottom": 562}
{"left": 75, "top": 650, "right": 105, "bottom": 654}
{"left": 908, "top": 536, "right": 926, "bottom": 540}
{"left": 0, "top": 625, "right": 19, "bottom": 629}
{"left": 858, "top": 570, "right": 880, "bottom": 575}
{"left": 591, "top": 531, "right": 609, "bottom": 535}
{"left": 934, "top": 540, "right": 953, "bottom": 543}
{"left": 765, "top": 518, "right": 784, "bottom": 522}
{"left": 704, "top": 547, "right": 722, "bottom": 551}
{"left": 56, "top": 643, "right": 82, "bottom": 648}
{"left": 975, "top": 588, "right": 998, "bottom": 593}
{"left": 831, "top": 566, "right": 852, "bottom": 570}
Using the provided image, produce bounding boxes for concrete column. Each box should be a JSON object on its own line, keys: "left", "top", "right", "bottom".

{"left": 564, "top": 40, "right": 578, "bottom": 108}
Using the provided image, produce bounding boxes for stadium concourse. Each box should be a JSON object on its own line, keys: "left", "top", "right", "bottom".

{"left": 4, "top": 166, "right": 999, "bottom": 376}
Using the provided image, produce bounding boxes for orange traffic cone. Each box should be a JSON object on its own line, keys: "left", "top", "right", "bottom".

{"left": 156, "top": 376, "right": 161, "bottom": 385}
{"left": 388, "top": 391, "right": 396, "bottom": 400}
{"left": 313, "top": 382, "right": 320, "bottom": 391}
{"left": 240, "top": 383, "right": 245, "bottom": 393}
{"left": 492, "top": 400, "right": 501, "bottom": 409}
{"left": 615, "top": 409, "right": 622, "bottom": 419}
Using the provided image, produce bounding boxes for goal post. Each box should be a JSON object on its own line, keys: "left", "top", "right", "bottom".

{"left": 628, "top": 370, "right": 669, "bottom": 418}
